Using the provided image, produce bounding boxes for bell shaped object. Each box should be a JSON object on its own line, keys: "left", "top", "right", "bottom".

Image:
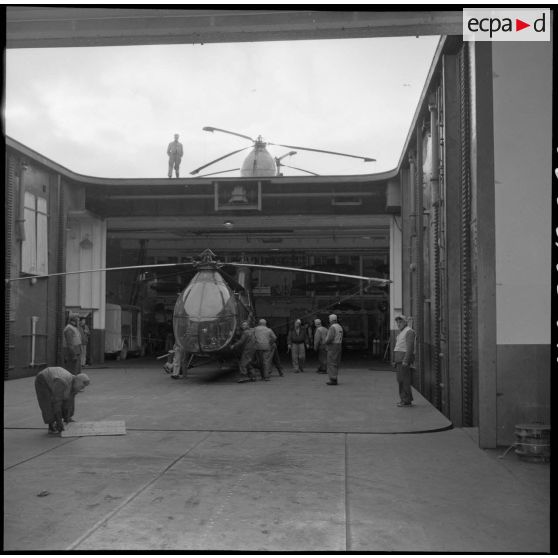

{"left": 241, "top": 140, "right": 277, "bottom": 177}
{"left": 228, "top": 185, "right": 249, "bottom": 204}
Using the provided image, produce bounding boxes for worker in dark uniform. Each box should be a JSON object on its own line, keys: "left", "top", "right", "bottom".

{"left": 287, "top": 318, "right": 310, "bottom": 373}
{"left": 230, "top": 321, "right": 257, "bottom": 383}
{"left": 313, "top": 318, "right": 328, "bottom": 373}
{"left": 268, "top": 323, "right": 284, "bottom": 377}
{"left": 270, "top": 342, "right": 284, "bottom": 376}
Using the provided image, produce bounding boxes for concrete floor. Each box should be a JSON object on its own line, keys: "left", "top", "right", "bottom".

{"left": 3, "top": 356, "right": 551, "bottom": 551}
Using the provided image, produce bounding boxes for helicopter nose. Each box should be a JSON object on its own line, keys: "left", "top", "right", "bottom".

{"left": 173, "top": 270, "right": 238, "bottom": 353}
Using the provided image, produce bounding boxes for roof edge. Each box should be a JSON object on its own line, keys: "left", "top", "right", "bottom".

{"left": 6, "top": 135, "right": 399, "bottom": 185}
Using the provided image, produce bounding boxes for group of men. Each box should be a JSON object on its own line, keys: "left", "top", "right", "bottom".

{"left": 231, "top": 312, "right": 416, "bottom": 402}
{"left": 62, "top": 313, "right": 90, "bottom": 375}
{"left": 230, "top": 318, "right": 280, "bottom": 382}
{"left": 164, "top": 312, "right": 415, "bottom": 397}
{"left": 230, "top": 314, "right": 344, "bottom": 386}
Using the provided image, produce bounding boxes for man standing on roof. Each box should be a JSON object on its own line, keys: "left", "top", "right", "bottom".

{"left": 167, "top": 133, "right": 184, "bottom": 178}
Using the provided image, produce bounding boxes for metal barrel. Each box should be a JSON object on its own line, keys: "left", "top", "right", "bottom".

{"left": 514, "top": 423, "right": 551, "bottom": 463}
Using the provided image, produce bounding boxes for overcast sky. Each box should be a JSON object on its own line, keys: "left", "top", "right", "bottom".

{"left": 5, "top": 35, "right": 440, "bottom": 178}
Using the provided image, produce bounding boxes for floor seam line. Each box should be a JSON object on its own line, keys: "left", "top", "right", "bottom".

{"left": 65, "top": 430, "right": 214, "bottom": 550}
{"left": 4, "top": 438, "right": 78, "bottom": 471}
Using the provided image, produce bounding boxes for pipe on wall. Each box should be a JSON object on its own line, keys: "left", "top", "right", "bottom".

{"left": 408, "top": 152, "right": 417, "bottom": 321}
{"left": 459, "top": 45, "right": 474, "bottom": 427}
{"left": 30, "top": 316, "right": 39, "bottom": 366}
{"left": 5, "top": 155, "right": 17, "bottom": 379}
{"left": 15, "top": 160, "right": 27, "bottom": 241}
{"left": 415, "top": 125, "right": 425, "bottom": 392}
{"left": 429, "top": 92, "right": 442, "bottom": 410}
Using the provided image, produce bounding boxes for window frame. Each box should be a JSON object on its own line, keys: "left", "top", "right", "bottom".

{"left": 21, "top": 191, "right": 48, "bottom": 276}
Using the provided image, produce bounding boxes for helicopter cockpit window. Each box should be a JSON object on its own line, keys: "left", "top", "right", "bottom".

{"left": 173, "top": 270, "right": 238, "bottom": 353}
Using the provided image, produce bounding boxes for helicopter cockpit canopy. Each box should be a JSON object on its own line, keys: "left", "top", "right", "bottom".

{"left": 173, "top": 269, "right": 239, "bottom": 353}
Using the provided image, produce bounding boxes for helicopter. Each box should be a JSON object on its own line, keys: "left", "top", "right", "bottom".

{"left": 170, "top": 249, "right": 388, "bottom": 361}
{"left": 190, "top": 127, "right": 376, "bottom": 178}
{"left": 7, "top": 248, "right": 391, "bottom": 375}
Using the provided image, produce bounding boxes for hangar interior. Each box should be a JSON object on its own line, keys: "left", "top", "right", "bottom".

{"left": 95, "top": 176, "right": 394, "bottom": 356}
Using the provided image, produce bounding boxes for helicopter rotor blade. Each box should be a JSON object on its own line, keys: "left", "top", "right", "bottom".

{"left": 226, "top": 262, "right": 391, "bottom": 285}
{"left": 4, "top": 262, "right": 195, "bottom": 283}
{"left": 197, "top": 168, "right": 241, "bottom": 178}
{"left": 203, "top": 126, "right": 255, "bottom": 143}
{"left": 269, "top": 142, "right": 376, "bottom": 162}
{"left": 280, "top": 164, "right": 320, "bottom": 176}
{"left": 190, "top": 146, "right": 252, "bottom": 175}
{"left": 275, "top": 150, "right": 297, "bottom": 163}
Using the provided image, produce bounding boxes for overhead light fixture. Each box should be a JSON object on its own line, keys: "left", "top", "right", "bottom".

{"left": 228, "top": 185, "right": 248, "bottom": 204}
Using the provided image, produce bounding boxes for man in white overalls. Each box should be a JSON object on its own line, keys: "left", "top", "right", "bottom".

{"left": 392, "top": 315, "right": 416, "bottom": 407}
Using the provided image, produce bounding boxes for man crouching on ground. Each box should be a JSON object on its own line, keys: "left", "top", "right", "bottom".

{"left": 34, "top": 367, "right": 90, "bottom": 434}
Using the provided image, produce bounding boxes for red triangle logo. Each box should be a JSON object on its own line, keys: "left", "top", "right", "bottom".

{"left": 516, "top": 18, "right": 530, "bottom": 31}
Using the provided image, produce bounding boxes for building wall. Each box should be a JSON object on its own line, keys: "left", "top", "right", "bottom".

{"left": 390, "top": 39, "right": 551, "bottom": 446}
{"left": 492, "top": 43, "right": 552, "bottom": 443}
{"left": 4, "top": 148, "right": 109, "bottom": 378}
{"left": 5, "top": 154, "right": 64, "bottom": 378}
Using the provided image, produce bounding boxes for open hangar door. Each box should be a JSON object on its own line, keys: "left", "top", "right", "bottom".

{"left": 104, "top": 213, "right": 391, "bottom": 359}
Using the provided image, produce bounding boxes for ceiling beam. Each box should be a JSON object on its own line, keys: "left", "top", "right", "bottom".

{"left": 6, "top": 8, "right": 461, "bottom": 49}
{"left": 106, "top": 213, "right": 391, "bottom": 231}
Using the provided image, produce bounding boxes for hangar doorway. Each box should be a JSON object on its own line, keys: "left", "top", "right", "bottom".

{"left": 106, "top": 244, "right": 391, "bottom": 360}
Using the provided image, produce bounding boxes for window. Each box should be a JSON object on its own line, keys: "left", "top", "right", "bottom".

{"left": 21, "top": 192, "right": 48, "bottom": 275}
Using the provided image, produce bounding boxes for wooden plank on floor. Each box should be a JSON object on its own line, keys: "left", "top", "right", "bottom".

{"left": 60, "top": 421, "right": 126, "bottom": 437}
